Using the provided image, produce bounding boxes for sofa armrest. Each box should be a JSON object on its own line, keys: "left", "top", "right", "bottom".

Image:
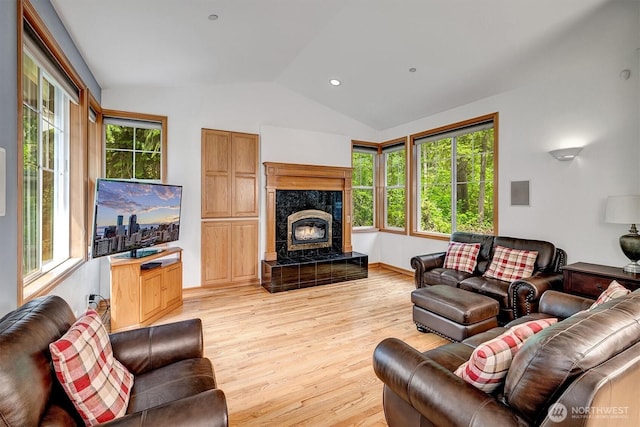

{"left": 508, "top": 272, "right": 564, "bottom": 318}
{"left": 100, "top": 389, "right": 227, "bottom": 427}
{"left": 410, "top": 252, "right": 446, "bottom": 288}
{"left": 373, "top": 338, "right": 524, "bottom": 426}
{"left": 537, "top": 290, "right": 595, "bottom": 319}
{"left": 110, "top": 318, "right": 204, "bottom": 375}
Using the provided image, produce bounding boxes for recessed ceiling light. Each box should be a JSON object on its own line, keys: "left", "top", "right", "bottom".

{"left": 409, "top": 67, "right": 417, "bottom": 73}
{"left": 208, "top": 14, "right": 219, "bottom": 21}
{"left": 330, "top": 79, "right": 341, "bottom": 86}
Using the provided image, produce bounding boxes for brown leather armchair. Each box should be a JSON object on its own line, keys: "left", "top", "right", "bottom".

{"left": 374, "top": 290, "right": 640, "bottom": 426}
{"left": 0, "top": 295, "right": 228, "bottom": 426}
{"left": 411, "top": 231, "right": 567, "bottom": 323}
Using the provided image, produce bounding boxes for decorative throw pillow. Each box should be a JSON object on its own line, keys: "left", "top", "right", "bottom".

{"left": 454, "top": 318, "right": 557, "bottom": 393}
{"left": 483, "top": 245, "right": 538, "bottom": 282}
{"left": 443, "top": 242, "right": 481, "bottom": 274}
{"left": 589, "top": 280, "right": 631, "bottom": 309}
{"left": 50, "top": 310, "right": 134, "bottom": 426}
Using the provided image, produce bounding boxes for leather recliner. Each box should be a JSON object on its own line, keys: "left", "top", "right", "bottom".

{"left": 411, "top": 231, "right": 567, "bottom": 323}
{"left": 374, "top": 290, "right": 640, "bottom": 426}
{"left": 0, "top": 295, "right": 228, "bottom": 426}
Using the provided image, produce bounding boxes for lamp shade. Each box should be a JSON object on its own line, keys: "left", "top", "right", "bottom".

{"left": 605, "top": 195, "right": 640, "bottom": 224}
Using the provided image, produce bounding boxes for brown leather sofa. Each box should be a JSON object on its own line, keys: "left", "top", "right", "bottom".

{"left": 374, "top": 289, "right": 640, "bottom": 426}
{"left": 411, "top": 231, "right": 567, "bottom": 323}
{"left": 0, "top": 295, "right": 228, "bottom": 426}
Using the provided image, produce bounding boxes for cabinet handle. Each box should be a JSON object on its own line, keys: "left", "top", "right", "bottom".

{"left": 596, "top": 284, "right": 604, "bottom": 291}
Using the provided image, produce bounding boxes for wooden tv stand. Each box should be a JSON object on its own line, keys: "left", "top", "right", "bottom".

{"left": 109, "top": 247, "right": 183, "bottom": 331}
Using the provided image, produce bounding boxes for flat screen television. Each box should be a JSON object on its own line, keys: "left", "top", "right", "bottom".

{"left": 91, "top": 178, "right": 183, "bottom": 259}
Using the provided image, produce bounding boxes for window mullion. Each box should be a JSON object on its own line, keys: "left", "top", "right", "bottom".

{"left": 451, "top": 136, "right": 457, "bottom": 233}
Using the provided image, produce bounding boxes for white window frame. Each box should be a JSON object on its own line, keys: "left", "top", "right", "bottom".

{"left": 412, "top": 115, "right": 497, "bottom": 238}
{"left": 351, "top": 146, "right": 377, "bottom": 229}
{"left": 102, "top": 111, "right": 167, "bottom": 183}
{"left": 382, "top": 143, "right": 406, "bottom": 232}
{"left": 22, "top": 44, "right": 73, "bottom": 282}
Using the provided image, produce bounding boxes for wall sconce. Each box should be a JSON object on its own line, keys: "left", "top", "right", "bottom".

{"left": 549, "top": 147, "right": 583, "bottom": 161}
{"left": 605, "top": 195, "right": 640, "bottom": 273}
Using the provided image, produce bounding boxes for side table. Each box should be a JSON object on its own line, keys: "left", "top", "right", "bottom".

{"left": 562, "top": 262, "right": 640, "bottom": 299}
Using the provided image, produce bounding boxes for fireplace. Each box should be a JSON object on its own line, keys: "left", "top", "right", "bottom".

{"left": 275, "top": 190, "right": 342, "bottom": 259}
{"left": 288, "top": 209, "right": 332, "bottom": 251}
{"left": 261, "top": 162, "right": 368, "bottom": 292}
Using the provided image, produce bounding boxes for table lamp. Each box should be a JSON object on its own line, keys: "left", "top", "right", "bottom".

{"left": 605, "top": 195, "right": 640, "bottom": 273}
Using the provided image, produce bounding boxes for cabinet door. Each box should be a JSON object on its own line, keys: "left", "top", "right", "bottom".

{"left": 231, "top": 133, "right": 259, "bottom": 217}
{"left": 140, "top": 269, "right": 163, "bottom": 322}
{"left": 163, "top": 262, "right": 183, "bottom": 308}
{"left": 201, "top": 221, "right": 232, "bottom": 285}
{"left": 231, "top": 220, "right": 259, "bottom": 282}
{"left": 202, "top": 130, "right": 232, "bottom": 218}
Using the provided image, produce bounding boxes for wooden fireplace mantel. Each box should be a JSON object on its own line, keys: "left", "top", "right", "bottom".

{"left": 264, "top": 162, "right": 353, "bottom": 261}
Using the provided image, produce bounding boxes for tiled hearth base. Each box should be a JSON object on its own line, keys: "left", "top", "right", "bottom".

{"left": 261, "top": 252, "right": 368, "bottom": 293}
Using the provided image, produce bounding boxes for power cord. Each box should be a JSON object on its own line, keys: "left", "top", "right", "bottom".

{"left": 88, "top": 294, "right": 111, "bottom": 325}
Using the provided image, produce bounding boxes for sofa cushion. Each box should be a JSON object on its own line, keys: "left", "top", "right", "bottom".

{"left": 423, "top": 268, "right": 471, "bottom": 287}
{"left": 50, "top": 310, "right": 134, "bottom": 426}
{"left": 454, "top": 318, "right": 557, "bottom": 393}
{"left": 458, "top": 276, "right": 510, "bottom": 307}
{"left": 483, "top": 245, "right": 537, "bottom": 282}
{"left": 590, "top": 280, "right": 630, "bottom": 309}
{"left": 443, "top": 242, "right": 481, "bottom": 274}
{"left": 127, "top": 357, "right": 216, "bottom": 414}
{"left": 504, "top": 291, "right": 640, "bottom": 424}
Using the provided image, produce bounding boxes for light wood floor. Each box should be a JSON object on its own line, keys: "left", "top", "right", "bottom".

{"left": 154, "top": 267, "right": 448, "bottom": 426}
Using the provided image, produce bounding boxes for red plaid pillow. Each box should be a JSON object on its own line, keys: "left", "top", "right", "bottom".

{"left": 483, "top": 245, "right": 538, "bottom": 282}
{"left": 590, "top": 280, "right": 630, "bottom": 309}
{"left": 50, "top": 310, "right": 133, "bottom": 426}
{"left": 455, "top": 318, "right": 557, "bottom": 393}
{"left": 443, "top": 242, "right": 481, "bottom": 274}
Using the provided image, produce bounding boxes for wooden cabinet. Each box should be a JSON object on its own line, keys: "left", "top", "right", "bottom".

{"left": 201, "top": 128, "right": 259, "bottom": 287}
{"left": 562, "top": 262, "right": 640, "bottom": 299}
{"left": 201, "top": 129, "right": 259, "bottom": 218}
{"left": 201, "top": 220, "right": 259, "bottom": 286}
{"left": 110, "top": 247, "right": 183, "bottom": 331}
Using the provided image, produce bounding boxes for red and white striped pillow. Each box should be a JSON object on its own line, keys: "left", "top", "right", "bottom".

{"left": 50, "top": 310, "right": 133, "bottom": 426}
{"left": 483, "top": 245, "right": 538, "bottom": 282}
{"left": 454, "top": 318, "right": 557, "bottom": 393}
{"left": 590, "top": 280, "right": 631, "bottom": 309}
{"left": 443, "top": 242, "right": 481, "bottom": 274}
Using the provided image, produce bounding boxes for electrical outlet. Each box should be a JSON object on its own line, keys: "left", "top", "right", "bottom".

{"left": 87, "top": 294, "right": 98, "bottom": 308}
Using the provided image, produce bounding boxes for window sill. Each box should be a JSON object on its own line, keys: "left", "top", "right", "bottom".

{"left": 23, "top": 257, "right": 85, "bottom": 302}
{"left": 352, "top": 227, "right": 379, "bottom": 233}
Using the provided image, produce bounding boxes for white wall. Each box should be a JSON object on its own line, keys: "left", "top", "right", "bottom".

{"left": 102, "top": 0, "right": 640, "bottom": 288}
{"left": 378, "top": 0, "right": 640, "bottom": 271}
{"left": 102, "top": 83, "right": 378, "bottom": 288}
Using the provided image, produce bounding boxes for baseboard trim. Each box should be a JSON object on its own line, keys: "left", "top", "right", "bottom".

{"left": 372, "top": 262, "right": 413, "bottom": 276}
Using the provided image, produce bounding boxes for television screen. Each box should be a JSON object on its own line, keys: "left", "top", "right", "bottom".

{"left": 92, "top": 179, "right": 182, "bottom": 259}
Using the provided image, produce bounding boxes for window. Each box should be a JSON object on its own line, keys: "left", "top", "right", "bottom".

{"left": 412, "top": 113, "right": 497, "bottom": 237}
{"left": 20, "top": 4, "right": 88, "bottom": 302}
{"left": 22, "top": 42, "right": 73, "bottom": 279}
{"left": 382, "top": 141, "right": 406, "bottom": 231}
{"left": 352, "top": 144, "right": 377, "bottom": 228}
{"left": 102, "top": 111, "right": 167, "bottom": 181}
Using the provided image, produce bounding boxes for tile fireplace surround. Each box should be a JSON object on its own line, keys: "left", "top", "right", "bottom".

{"left": 261, "top": 162, "right": 368, "bottom": 293}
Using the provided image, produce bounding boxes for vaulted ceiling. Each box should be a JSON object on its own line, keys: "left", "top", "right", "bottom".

{"left": 51, "top": 0, "right": 618, "bottom": 130}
